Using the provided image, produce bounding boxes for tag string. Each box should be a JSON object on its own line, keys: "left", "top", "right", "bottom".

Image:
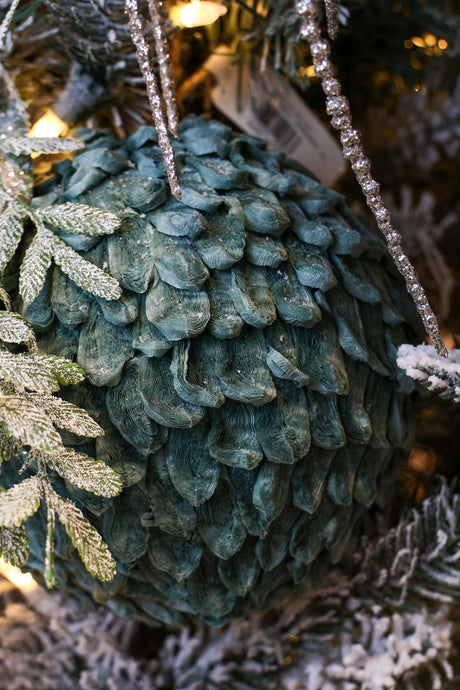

{"left": 296, "top": 0, "right": 448, "bottom": 357}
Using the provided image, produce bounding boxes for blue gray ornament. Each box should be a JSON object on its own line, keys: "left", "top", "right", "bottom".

{"left": 16, "top": 115, "right": 421, "bottom": 626}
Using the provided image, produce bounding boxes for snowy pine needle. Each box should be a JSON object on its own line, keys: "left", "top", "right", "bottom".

{"left": 27, "top": 394, "right": 104, "bottom": 437}
{"left": 0, "top": 351, "right": 84, "bottom": 393}
{"left": 38, "top": 202, "right": 121, "bottom": 237}
{"left": 1, "top": 136, "right": 84, "bottom": 156}
{"left": 0, "top": 311, "right": 35, "bottom": 347}
{"left": 361, "top": 479, "right": 460, "bottom": 607}
{"left": 0, "top": 200, "right": 26, "bottom": 272}
{"left": 398, "top": 343, "right": 460, "bottom": 403}
{"left": 0, "top": 71, "right": 122, "bottom": 304}
{"left": 51, "top": 230, "right": 121, "bottom": 300}
{"left": 0, "top": 395, "right": 64, "bottom": 453}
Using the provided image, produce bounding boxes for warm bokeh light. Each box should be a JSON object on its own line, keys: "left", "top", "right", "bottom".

{"left": 411, "top": 35, "right": 426, "bottom": 48}
{"left": 29, "top": 110, "right": 67, "bottom": 139}
{"left": 407, "top": 34, "right": 448, "bottom": 56}
{"left": 423, "top": 32, "right": 437, "bottom": 47}
{"left": 296, "top": 65, "right": 316, "bottom": 79}
{"left": 0, "top": 558, "right": 37, "bottom": 592}
{"left": 170, "top": 0, "right": 227, "bottom": 28}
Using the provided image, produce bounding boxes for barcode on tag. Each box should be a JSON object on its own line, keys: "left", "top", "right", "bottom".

{"left": 204, "top": 47, "right": 346, "bottom": 186}
{"left": 254, "top": 100, "right": 303, "bottom": 152}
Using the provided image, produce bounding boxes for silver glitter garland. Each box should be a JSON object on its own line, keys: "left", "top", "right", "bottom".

{"left": 147, "top": 0, "right": 179, "bottom": 136}
{"left": 323, "top": 0, "right": 338, "bottom": 40}
{"left": 296, "top": 0, "right": 448, "bottom": 357}
{"left": 125, "top": 0, "right": 181, "bottom": 198}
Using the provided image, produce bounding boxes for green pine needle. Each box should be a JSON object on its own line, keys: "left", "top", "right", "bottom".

{"left": 0, "top": 432, "right": 20, "bottom": 464}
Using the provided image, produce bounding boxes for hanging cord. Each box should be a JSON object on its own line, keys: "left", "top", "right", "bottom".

{"left": 296, "top": 0, "right": 448, "bottom": 357}
{"left": 147, "top": 0, "right": 179, "bottom": 137}
{"left": 125, "top": 0, "right": 181, "bottom": 198}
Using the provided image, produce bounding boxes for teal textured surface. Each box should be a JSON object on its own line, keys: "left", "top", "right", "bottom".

{"left": 16, "top": 115, "right": 421, "bottom": 626}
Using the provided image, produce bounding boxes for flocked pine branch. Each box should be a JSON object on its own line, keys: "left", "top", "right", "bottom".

{"left": 0, "top": 67, "right": 122, "bottom": 580}
{"left": 0, "top": 66, "right": 122, "bottom": 304}
{"left": 0, "top": 319, "right": 122, "bottom": 578}
{"left": 278, "top": 478, "right": 460, "bottom": 689}
{"left": 0, "top": 190, "right": 123, "bottom": 303}
{"left": 397, "top": 343, "right": 460, "bottom": 403}
{"left": 0, "top": 311, "right": 123, "bottom": 579}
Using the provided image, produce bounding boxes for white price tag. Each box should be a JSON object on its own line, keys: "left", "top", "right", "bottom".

{"left": 204, "top": 46, "right": 346, "bottom": 186}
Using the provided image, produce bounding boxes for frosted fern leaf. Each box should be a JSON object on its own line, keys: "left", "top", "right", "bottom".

{"left": 0, "top": 431, "right": 20, "bottom": 463}
{"left": 46, "top": 449, "right": 122, "bottom": 497}
{"left": 44, "top": 483, "right": 116, "bottom": 581}
{"left": 19, "top": 228, "right": 54, "bottom": 304}
{"left": 398, "top": 343, "right": 460, "bottom": 403}
{"left": 0, "top": 395, "right": 64, "bottom": 453}
{"left": 0, "top": 311, "right": 35, "bottom": 346}
{"left": 0, "top": 200, "right": 26, "bottom": 272}
{"left": 1, "top": 136, "right": 84, "bottom": 156}
{"left": 30, "top": 353, "right": 85, "bottom": 387}
{"left": 52, "top": 232, "right": 121, "bottom": 300}
{"left": 0, "top": 475, "right": 42, "bottom": 527}
{"left": 27, "top": 393, "right": 104, "bottom": 437}
{"left": 0, "top": 522, "right": 30, "bottom": 566}
{"left": 38, "top": 203, "right": 121, "bottom": 237}
{"left": 0, "top": 351, "right": 82, "bottom": 393}
{"left": 19, "top": 224, "right": 121, "bottom": 302}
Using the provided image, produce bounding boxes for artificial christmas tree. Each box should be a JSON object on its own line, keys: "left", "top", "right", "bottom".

{"left": 0, "top": 0, "right": 459, "bottom": 686}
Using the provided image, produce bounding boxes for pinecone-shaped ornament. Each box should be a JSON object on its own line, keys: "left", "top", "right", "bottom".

{"left": 17, "top": 116, "right": 420, "bottom": 626}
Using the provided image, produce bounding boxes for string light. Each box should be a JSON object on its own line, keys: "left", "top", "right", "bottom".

{"left": 0, "top": 558, "right": 37, "bottom": 593}
{"left": 29, "top": 110, "right": 67, "bottom": 139}
{"left": 170, "top": 0, "right": 228, "bottom": 28}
